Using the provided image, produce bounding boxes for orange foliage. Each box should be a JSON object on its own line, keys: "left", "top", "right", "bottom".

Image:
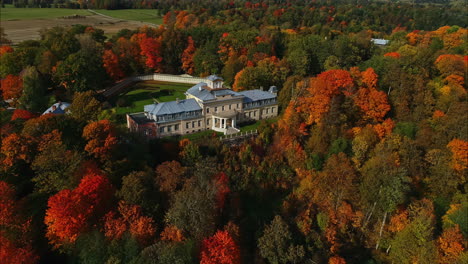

{"left": 45, "top": 172, "right": 113, "bottom": 248}
{"left": 361, "top": 68, "right": 378, "bottom": 89}
{"left": 0, "top": 182, "right": 38, "bottom": 263}
{"left": 373, "top": 118, "right": 395, "bottom": 138}
{"left": 432, "top": 110, "right": 445, "bottom": 119}
{"left": 447, "top": 139, "right": 468, "bottom": 172}
{"left": 82, "top": 120, "right": 118, "bottom": 161}
{"left": 200, "top": 230, "right": 241, "bottom": 264}
{"left": 160, "top": 225, "right": 185, "bottom": 242}
{"left": 0, "top": 181, "right": 16, "bottom": 227}
{"left": 1, "top": 133, "right": 35, "bottom": 169}
{"left": 214, "top": 172, "right": 230, "bottom": 210}
{"left": 298, "top": 69, "right": 353, "bottom": 124}
{"left": 10, "top": 109, "right": 37, "bottom": 121}
{"left": 102, "top": 49, "right": 124, "bottom": 81}
{"left": 388, "top": 209, "right": 409, "bottom": 233}
{"left": 104, "top": 201, "right": 156, "bottom": 245}
{"left": 0, "top": 45, "right": 13, "bottom": 56}
{"left": 329, "top": 256, "right": 346, "bottom": 264}
{"left": 232, "top": 69, "right": 245, "bottom": 91}
{"left": 435, "top": 54, "right": 465, "bottom": 77}
{"left": 103, "top": 211, "right": 127, "bottom": 240}
{"left": 0, "top": 74, "right": 22, "bottom": 100}
{"left": 406, "top": 31, "right": 423, "bottom": 45}
{"left": 354, "top": 86, "right": 390, "bottom": 122}
{"left": 181, "top": 36, "right": 196, "bottom": 75}
{"left": 384, "top": 52, "right": 400, "bottom": 58}
{"left": 0, "top": 233, "right": 39, "bottom": 264}
{"left": 437, "top": 225, "right": 465, "bottom": 264}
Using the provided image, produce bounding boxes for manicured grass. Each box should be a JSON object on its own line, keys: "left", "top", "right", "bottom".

{"left": 91, "top": 9, "right": 162, "bottom": 24}
{"left": 239, "top": 121, "right": 262, "bottom": 132}
{"left": 0, "top": 5, "right": 91, "bottom": 20}
{"left": 113, "top": 81, "right": 192, "bottom": 115}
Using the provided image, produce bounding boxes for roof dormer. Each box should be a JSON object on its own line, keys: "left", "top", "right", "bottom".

{"left": 206, "top": 75, "right": 224, "bottom": 90}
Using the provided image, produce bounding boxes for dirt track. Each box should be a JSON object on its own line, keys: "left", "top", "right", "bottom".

{"left": 2, "top": 14, "right": 153, "bottom": 44}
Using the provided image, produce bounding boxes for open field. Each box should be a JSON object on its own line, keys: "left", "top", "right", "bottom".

{"left": 112, "top": 81, "right": 192, "bottom": 116}
{"left": 0, "top": 6, "right": 161, "bottom": 44}
{"left": 0, "top": 5, "right": 91, "bottom": 20}
{"left": 91, "top": 9, "right": 162, "bottom": 25}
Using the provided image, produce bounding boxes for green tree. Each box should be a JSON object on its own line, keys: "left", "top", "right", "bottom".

{"left": 257, "top": 215, "right": 305, "bottom": 264}
{"left": 53, "top": 45, "right": 107, "bottom": 93}
{"left": 17, "top": 66, "right": 48, "bottom": 112}
{"left": 68, "top": 91, "right": 103, "bottom": 123}
{"left": 389, "top": 199, "right": 437, "bottom": 264}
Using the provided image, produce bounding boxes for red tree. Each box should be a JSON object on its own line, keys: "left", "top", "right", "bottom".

{"left": 44, "top": 172, "right": 113, "bottom": 248}
{"left": 0, "top": 45, "right": 13, "bottom": 56}
{"left": 136, "top": 34, "right": 163, "bottom": 71}
{"left": 0, "top": 74, "right": 22, "bottom": 101}
{"left": 102, "top": 49, "right": 125, "bottom": 81}
{"left": 200, "top": 230, "right": 241, "bottom": 264}
{"left": 0, "top": 181, "right": 38, "bottom": 264}
{"left": 11, "top": 109, "right": 37, "bottom": 121}
{"left": 103, "top": 201, "right": 156, "bottom": 245}
{"left": 181, "top": 36, "right": 196, "bottom": 75}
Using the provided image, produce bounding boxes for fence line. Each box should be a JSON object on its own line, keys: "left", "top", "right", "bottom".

{"left": 220, "top": 129, "right": 258, "bottom": 141}
{"left": 102, "top": 74, "right": 208, "bottom": 98}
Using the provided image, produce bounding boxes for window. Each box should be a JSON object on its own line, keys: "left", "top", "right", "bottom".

{"left": 206, "top": 107, "right": 210, "bottom": 113}
{"left": 215, "top": 107, "right": 218, "bottom": 112}
{"left": 222, "top": 106, "right": 225, "bottom": 111}
{"left": 198, "top": 120, "right": 201, "bottom": 127}
{"left": 237, "top": 103, "right": 239, "bottom": 108}
{"left": 175, "top": 124, "right": 179, "bottom": 131}
{"left": 192, "top": 121, "right": 196, "bottom": 127}
{"left": 229, "top": 104, "right": 232, "bottom": 110}
{"left": 272, "top": 107, "right": 275, "bottom": 113}
{"left": 266, "top": 108, "right": 269, "bottom": 114}
{"left": 168, "top": 126, "right": 172, "bottom": 132}
{"left": 207, "top": 119, "right": 210, "bottom": 125}
{"left": 186, "top": 122, "right": 189, "bottom": 129}
{"left": 159, "top": 126, "right": 165, "bottom": 133}
{"left": 254, "top": 111, "right": 256, "bottom": 117}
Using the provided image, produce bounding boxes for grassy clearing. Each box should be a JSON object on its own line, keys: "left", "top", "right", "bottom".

{"left": 113, "top": 81, "right": 192, "bottom": 115}
{"left": 0, "top": 5, "right": 91, "bottom": 20}
{"left": 92, "top": 9, "right": 162, "bottom": 24}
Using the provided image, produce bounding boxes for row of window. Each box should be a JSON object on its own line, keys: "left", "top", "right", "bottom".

{"left": 159, "top": 124, "right": 180, "bottom": 133}
{"left": 206, "top": 103, "right": 240, "bottom": 114}
{"left": 155, "top": 110, "right": 202, "bottom": 122}
{"left": 244, "top": 98, "right": 277, "bottom": 109}
{"left": 186, "top": 120, "right": 202, "bottom": 129}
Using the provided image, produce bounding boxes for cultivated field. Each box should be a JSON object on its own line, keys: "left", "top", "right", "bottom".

{"left": 0, "top": 6, "right": 162, "bottom": 44}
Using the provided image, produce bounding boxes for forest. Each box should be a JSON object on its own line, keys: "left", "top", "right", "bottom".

{"left": 0, "top": 0, "right": 467, "bottom": 263}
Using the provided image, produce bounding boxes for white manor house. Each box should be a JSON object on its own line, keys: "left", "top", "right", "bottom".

{"left": 126, "top": 75, "right": 278, "bottom": 138}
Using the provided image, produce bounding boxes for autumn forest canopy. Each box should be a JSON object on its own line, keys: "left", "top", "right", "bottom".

{"left": 0, "top": 0, "right": 467, "bottom": 263}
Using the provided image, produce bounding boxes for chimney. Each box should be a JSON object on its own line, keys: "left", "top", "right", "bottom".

{"left": 176, "top": 98, "right": 180, "bottom": 104}
{"left": 260, "top": 86, "right": 264, "bottom": 91}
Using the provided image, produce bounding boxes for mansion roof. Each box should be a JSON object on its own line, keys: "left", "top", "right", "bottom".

{"left": 144, "top": 98, "right": 201, "bottom": 116}
{"left": 239, "top": 90, "right": 276, "bottom": 103}
{"left": 186, "top": 82, "right": 243, "bottom": 101}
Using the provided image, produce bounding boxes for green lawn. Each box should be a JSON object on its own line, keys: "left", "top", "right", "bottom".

{"left": 91, "top": 9, "right": 162, "bottom": 24}
{"left": 113, "top": 81, "right": 192, "bottom": 116}
{"left": 0, "top": 5, "right": 91, "bottom": 20}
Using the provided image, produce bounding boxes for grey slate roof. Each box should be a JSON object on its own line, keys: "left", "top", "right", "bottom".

{"left": 144, "top": 99, "right": 201, "bottom": 116}
{"left": 371, "top": 38, "right": 390, "bottom": 45}
{"left": 42, "top": 102, "right": 71, "bottom": 115}
{"left": 186, "top": 83, "right": 242, "bottom": 101}
{"left": 239, "top": 90, "right": 276, "bottom": 103}
{"left": 206, "top": 75, "right": 223, "bottom": 81}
